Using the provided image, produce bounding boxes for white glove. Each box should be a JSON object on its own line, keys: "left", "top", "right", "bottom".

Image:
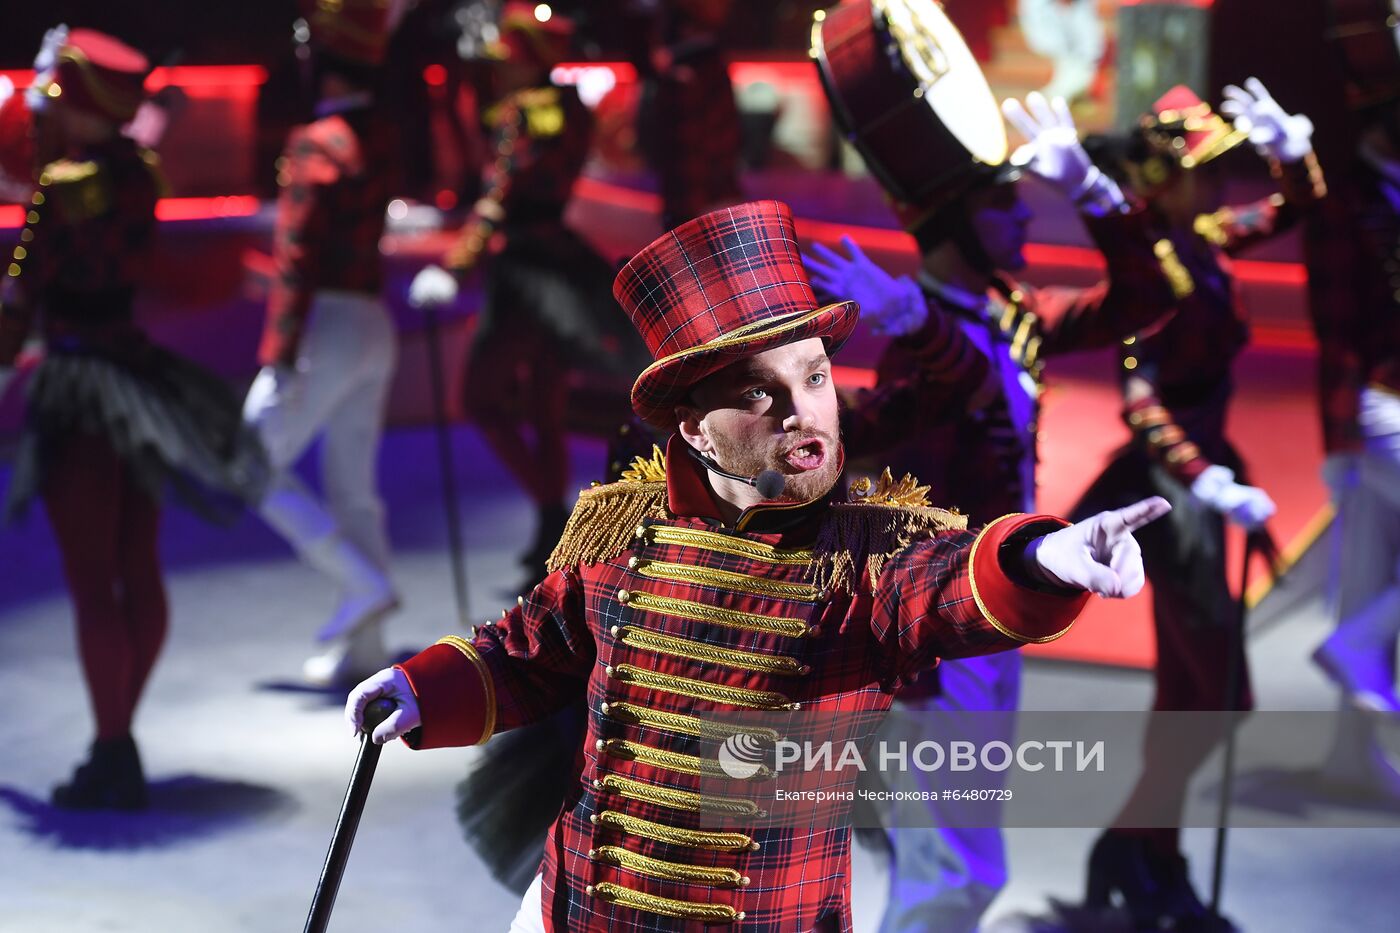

{"left": 27, "top": 24, "right": 68, "bottom": 113}
{"left": 1218, "top": 77, "right": 1314, "bottom": 163}
{"left": 1002, "top": 92, "right": 1096, "bottom": 198}
{"left": 1322, "top": 452, "right": 1361, "bottom": 501}
{"left": 345, "top": 666, "right": 422, "bottom": 745}
{"left": 409, "top": 264, "right": 459, "bottom": 309}
{"left": 1189, "top": 464, "right": 1276, "bottom": 530}
{"left": 244, "top": 363, "right": 300, "bottom": 416}
{"left": 1027, "top": 496, "right": 1172, "bottom": 598}
{"left": 804, "top": 237, "right": 926, "bottom": 337}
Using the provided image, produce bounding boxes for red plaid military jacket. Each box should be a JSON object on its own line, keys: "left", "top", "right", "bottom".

{"left": 871, "top": 205, "right": 1177, "bottom": 525}
{"left": 0, "top": 138, "right": 160, "bottom": 363}
{"left": 259, "top": 104, "right": 391, "bottom": 366}
{"left": 1119, "top": 153, "right": 1326, "bottom": 478}
{"left": 1305, "top": 149, "right": 1400, "bottom": 453}
{"left": 397, "top": 438, "right": 1088, "bottom": 932}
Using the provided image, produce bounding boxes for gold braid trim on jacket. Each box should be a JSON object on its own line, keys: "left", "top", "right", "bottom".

{"left": 547, "top": 447, "right": 669, "bottom": 571}
{"left": 811, "top": 469, "right": 967, "bottom": 594}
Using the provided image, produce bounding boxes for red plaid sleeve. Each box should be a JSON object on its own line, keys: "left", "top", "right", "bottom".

{"left": 395, "top": 565, "right": 595, "bottom": 749}
{"left": 1034, "top": 206, "right": 1177, "bottom": 355}
{"left": 871, "top": 515, "right": 1089, "bottom": 682}
{"left": 259, "top": 127, "right": 340, "bottom": 366}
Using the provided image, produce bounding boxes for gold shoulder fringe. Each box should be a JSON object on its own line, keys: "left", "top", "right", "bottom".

{"left": 810, "top": 469, "right": 967, "bottom": 593}
{"left": 546, "top": 481, "right": 669, "bottom": 571}
{"left": 547, "top": 447, "right": 670, "bottom": 571}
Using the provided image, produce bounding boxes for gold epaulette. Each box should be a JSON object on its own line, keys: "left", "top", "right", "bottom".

{"left": 812, "top": 468, "right": 967, "bottom": 594}
{"left": 37, "top": 159, "right": 109, "bottom": 222}
{"left": 547, "top": 446, "right": 669, "bottom": 571}
{"left": 518, "top": 86, "right": 564, "bottom": 138}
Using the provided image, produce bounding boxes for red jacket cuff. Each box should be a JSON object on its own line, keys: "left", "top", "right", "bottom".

{"left": 395, "top": 638, "right": 496, "bottom": 749}
{"left": 969, "top": 514, "right": 1090, "bottom": 644}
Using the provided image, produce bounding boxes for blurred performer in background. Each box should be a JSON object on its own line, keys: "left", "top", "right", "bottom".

{"left": 243, "top": 0, "right": 403, "bottom": 688}
{"left": 1072, "top": 80, "right": 1324, "bottom": 930}
{"left": 639, "top": 0, "right": 743, "bottom": 227}
{"left": 1309, "top": 1, "right": 1400, "bottom": 794}
{"left": 808, "top": 4, "right": 1176, "bottom": 930}
{"left": 411, "top": 3, "right": 646, "bottom": 590}
{"left": 1018, "top": 0, "right": 1107, "bottom": 103}
{"left": 0, "top": 28, "right": 266, "bottom": 809}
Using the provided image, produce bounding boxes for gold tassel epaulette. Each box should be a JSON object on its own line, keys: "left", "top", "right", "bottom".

{"left": 811, "top": 468, "right": 967, "bottom": 594}
{"left": 38, "top": 159, "right": 109, "bottom": 221}
{"left": 546, "top": 446, "right": 669, "bottom": 572}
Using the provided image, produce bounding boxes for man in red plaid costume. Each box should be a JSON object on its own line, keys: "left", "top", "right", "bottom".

{"left": 242, "top": 0, "right": 404, "bottom": 687}
{"left": 347, "top": 200, "right": 1167, "bottom": 932}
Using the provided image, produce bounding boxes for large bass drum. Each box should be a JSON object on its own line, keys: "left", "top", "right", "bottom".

{"left": 1326, "top": 0, "right": 1400, "bottom": 108}
{"left": 811, "top": 0, "right": 1009, "bottom": 219}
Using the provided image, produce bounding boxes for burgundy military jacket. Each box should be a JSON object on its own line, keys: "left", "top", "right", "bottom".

{"left": 396, "top": 437, "right": 1089, "bottom": 932}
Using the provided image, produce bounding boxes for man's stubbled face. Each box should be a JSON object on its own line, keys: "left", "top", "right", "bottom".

{"left": 680, "top": 337, "right": 843, "bottom": 507}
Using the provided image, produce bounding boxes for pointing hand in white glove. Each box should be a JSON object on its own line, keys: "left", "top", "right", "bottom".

{"left": 345, "top": 667, "right": 421, "bottom": 745}
{"left": 1189, "top": 464, "right": 1276, "bottom": 530}
{"left": 1027, "top": 496, "right": 1172, "bottom": 598}
{"left": 409, "top": 264, "right": 459, "bottom": 310}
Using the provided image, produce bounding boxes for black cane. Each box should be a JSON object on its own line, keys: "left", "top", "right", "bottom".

{"left": 421, "top": 303, "right": 471, "bottom": 629}
{"left": 1208, "top": 532, "right": 1258, "bottom": 914}
{"left": 304, "top": 696, "right": 397, "bottom": 933}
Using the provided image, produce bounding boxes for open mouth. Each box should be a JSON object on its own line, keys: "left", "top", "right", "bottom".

{"left": 782, "top": 439, "right": 827, "bottom": 472}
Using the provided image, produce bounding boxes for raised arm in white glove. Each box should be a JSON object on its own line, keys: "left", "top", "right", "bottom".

{"left": 1002, "top": 92, "right": 1125, "bottom": 213}
{"left": 409, "top": 264, "right": 460, "bottom": 310}
{"left": 1218, "top": 77, "right": 1314, "bottom": 164}
{"left": 1026, "top": 496, "right": 1172, "bottom": 598}
{"left": 804, "top": 237, "right": 926, "bottom": 337}
{"left": 345, "top": 666, "right": 422, "bottom": 745}
{"left": 1189, "top": 464, "right": 1276, "bottom": 530}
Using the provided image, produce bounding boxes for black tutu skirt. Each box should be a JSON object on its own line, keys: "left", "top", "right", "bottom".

{"left": 477, "top": 224, "right": 650, "bottom": 378}
{"left": 454, "top": 702, "right": 587, "bottom": 895}
{"left": 5, "top": 341, "right": 269, "bottom": 523}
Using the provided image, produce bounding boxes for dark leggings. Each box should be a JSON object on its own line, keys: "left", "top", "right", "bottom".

{"left": 463, "top": 328, "right": 568, "bottom": 509}
{"left": 42, "top": 434, "right": 168, "bottom": 741}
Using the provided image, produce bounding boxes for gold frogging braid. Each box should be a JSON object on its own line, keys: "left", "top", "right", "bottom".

{"left": 811, "top": 468, "right": 967, "bottom": 594}
{"left": 546, "top": 446, "right": 669, "bottom": 572}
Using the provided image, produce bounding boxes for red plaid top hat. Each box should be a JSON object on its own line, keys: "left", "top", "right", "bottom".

{"left": 1145, "top": 86, "right": 1247, "bottom": 169}
{"left": 32, "top": 29, "right": 149, "bottom": 124}
{"left": 617, "top": 200, "right": 859, "bottom": 427}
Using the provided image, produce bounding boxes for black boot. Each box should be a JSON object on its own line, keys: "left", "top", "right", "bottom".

{"left": 52, "top": 735, "right": 148, "bottom": 811}
{"left": 1084, "top": 832, "right": 1238, "bottom": 931}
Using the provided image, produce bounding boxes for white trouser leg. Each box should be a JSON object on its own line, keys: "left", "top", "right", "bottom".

{"left": 507, "top": 874, "right": 545, "bottom": 933}
{"left": 1321, "top": 387, "right": 1400, "bottom": 781}
{"left": 244, "top": 291, "right": 397, "bottom": 649}
{"left": 320, "top": 298, "right": 397, "bottom": 575}
{"left": 877, "top": 651, "right": 1022, "bottom": 933}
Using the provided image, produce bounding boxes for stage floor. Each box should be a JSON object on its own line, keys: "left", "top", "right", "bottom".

{"left": 1, "top": 425, "right": 1395, "bottom": 932}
